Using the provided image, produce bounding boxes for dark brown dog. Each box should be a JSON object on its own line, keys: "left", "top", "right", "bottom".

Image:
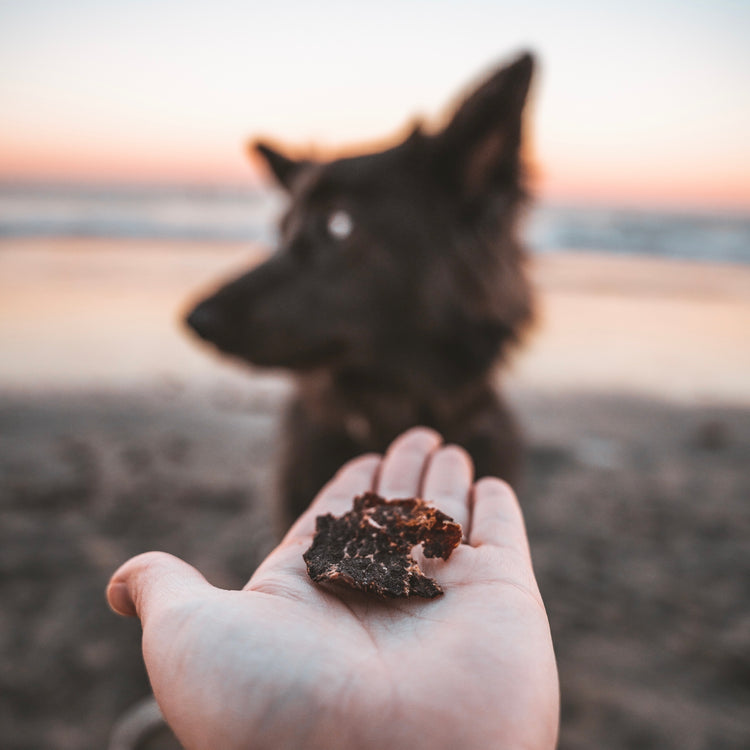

{"left": 186, "top": 52, "right": 536, "bottom": 532}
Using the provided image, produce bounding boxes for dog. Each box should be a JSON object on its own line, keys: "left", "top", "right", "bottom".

{"left": 186, "top": 52, "right": 536, "bottom": 533}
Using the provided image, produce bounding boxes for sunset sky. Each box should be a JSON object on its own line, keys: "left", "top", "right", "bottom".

{"left": 1, "top": 0, "right": 748, "bottom": 209}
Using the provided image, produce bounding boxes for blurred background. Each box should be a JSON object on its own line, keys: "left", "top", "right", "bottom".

{"left": 1, "top": 1, "right": 749, "bottom": 749}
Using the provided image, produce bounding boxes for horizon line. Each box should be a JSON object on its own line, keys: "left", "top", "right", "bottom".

{"left": 1, "top": 173, "right": 748, "bottom": 217}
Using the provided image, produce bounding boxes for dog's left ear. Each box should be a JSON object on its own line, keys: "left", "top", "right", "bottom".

{"left": 432, "top": 52, "right": 535, "bottom": 201}
{"left": 250, "top": 140, "right": 310, "bottom": 191}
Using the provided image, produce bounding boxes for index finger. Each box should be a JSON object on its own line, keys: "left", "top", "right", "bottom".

{"left": 283, "top": 453, "right": 381, "bottom": 542}
{"left": 375, "top": 427, "right": 442, "bottom": 498}
{"left": 245, "top": 453, "right": 381, "bottom": 591}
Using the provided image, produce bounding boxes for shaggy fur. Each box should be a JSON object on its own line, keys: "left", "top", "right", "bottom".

{"left": 186, "top": 52, "right": 536, "bottom": 532}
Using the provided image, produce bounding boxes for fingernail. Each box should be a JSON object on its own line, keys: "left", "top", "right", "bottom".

{"left": 107, "top": 581, "right": 136, "bottom": 617}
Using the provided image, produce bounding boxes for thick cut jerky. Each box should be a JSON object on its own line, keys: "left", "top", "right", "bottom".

{"left": 303, "top": 492, "right": 462, "bottom": 598}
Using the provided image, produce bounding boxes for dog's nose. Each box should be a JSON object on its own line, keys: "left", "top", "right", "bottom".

{"left": 186, "top": 301, "right": 224, "bottom": 342}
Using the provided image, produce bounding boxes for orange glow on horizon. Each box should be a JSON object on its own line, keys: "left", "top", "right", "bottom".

{"left": 3, "top": 137, "right": 748, "bottom": 213}
{"left": 534, "top": 167, "right": 750, "bottom": 212}
{"left": 0, "top": 138, "right": 256, "bottom": 186}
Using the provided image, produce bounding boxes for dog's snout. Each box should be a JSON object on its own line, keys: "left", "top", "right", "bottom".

{"left": 186, "top": 300, "right": 224, "bottom": 342}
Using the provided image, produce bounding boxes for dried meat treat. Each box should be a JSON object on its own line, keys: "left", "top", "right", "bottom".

{"left": 303, "top": 492, "right": 463, "bottom": 598}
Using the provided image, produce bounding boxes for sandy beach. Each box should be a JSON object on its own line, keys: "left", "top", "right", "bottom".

{"left": 1, "top": 239, "right": 749, "bottom": 749}
{"left": 2, "top": 239, "right": 750, "bottom": 401}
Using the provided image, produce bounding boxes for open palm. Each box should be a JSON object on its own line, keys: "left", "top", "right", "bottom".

{"left": 108, "top": 428, "right": 559, "bottom": 750}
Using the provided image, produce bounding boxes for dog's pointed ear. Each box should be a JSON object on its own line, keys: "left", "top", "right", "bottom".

{"left": 250, "top": 140, "right": 309, "bottom": 190}
{"left": 432, "top": 52, "right": 535, "bottom": 200}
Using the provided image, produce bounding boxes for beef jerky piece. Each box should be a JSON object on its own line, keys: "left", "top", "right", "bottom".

{"left": 303, "top": 491, "right": 462, "bottom": 598}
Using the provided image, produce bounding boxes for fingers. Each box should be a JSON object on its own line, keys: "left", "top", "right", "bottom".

{"left": 469, "top": 477, "right": 531, "bottom": 559}
{"left": 287, "top": 429, "right": 467, "bottom": 546}
{"left": 107, "top": 551, "right": 213, "bottom": 622}
{"left": 420, "top": 444, "right": 474, "bottom": 532}
{"left": 375, "top": 427, "right": 442, "bottom": 498}
{"left": 285, "top": 453, "right": 381, "bottom": 541}
{"left": 253, "top": 428, "right": 444, "bottom": 588}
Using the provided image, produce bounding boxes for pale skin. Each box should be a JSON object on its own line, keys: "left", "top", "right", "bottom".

{"left": 107, "top": 428, "right": 559, "bottom": 750}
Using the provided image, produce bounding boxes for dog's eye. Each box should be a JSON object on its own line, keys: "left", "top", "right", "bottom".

{"left": 326, "top": 210, "right": 353, "bottom": 240}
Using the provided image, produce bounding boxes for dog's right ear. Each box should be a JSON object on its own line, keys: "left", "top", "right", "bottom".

{"left": 250, "top": 140, "right": 309, "bottom": 191}
{"left": 430, "top": 52, "right": 535, "bottom": 203}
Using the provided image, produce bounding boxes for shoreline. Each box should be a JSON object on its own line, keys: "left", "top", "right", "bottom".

{"left": 1, "top": 238, "right": 749, "bottom": 404}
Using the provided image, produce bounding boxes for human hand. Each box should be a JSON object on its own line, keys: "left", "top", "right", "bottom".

{"left": 107, "top": 428, "right": 559, "bottom": 750}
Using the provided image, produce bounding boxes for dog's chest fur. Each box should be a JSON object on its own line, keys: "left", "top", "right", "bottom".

{"left": 275, "top": 368, "right": 523, "bottom": 531}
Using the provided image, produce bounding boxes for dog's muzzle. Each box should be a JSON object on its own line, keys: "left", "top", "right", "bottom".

{"left": 185, "top": 300, "right": 225, "bottom": 344}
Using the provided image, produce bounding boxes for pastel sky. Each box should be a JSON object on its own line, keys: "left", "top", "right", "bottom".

{"left": 1, "top": 0, "right": 748, "bottom": 209}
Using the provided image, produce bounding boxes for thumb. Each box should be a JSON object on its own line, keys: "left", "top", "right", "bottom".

{"left": 107, "top": 551, "right": 212, "bottom": 621}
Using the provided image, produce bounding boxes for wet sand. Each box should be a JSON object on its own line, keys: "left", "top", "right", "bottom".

{"left": 1, "top": 239, "right": 749, "bottom": 749}
{"left": 2, "top": 239, "right": 750, "bottom": 401}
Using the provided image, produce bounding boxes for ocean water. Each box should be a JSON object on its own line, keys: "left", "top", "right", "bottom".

{"left": 0, "top": 183, "right": 748, "bottom": 264}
